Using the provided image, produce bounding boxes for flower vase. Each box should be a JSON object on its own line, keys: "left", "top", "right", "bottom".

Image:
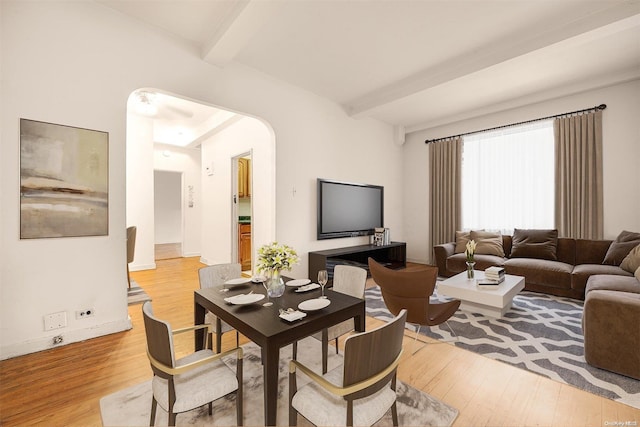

{"left": 466, "top": 261, "right": 476, "bottom": 280}
{"left": 267, "top": 270, "right": 285, "bottom": 298}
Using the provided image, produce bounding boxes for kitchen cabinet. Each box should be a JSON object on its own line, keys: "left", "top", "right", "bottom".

{"left": 238, "top": 158, "right": 251, "bottom": 198}
{"left": 239, "top": 223, "right": 252, "bottom": 271}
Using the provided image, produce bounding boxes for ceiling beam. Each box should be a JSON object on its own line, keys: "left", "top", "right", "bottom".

{"left": 346, "top": 3, "right": 640, "bottom": 119}
{"left": 201, "top": 0, "right": 283, "bottom": 67}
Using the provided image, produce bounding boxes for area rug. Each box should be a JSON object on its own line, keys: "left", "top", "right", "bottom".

{"left": 100, "top": 337, "right": 458, "bottom": 426}
{"left": 366, "top": 286, "right": 640, "bottom": 409}
{"left": 127, "top": 280, "right": 151, "bottom": 306}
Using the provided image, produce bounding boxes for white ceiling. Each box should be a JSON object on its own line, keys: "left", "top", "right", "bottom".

{"left": 105, "top": 0, "right": 640, "bottom": 138}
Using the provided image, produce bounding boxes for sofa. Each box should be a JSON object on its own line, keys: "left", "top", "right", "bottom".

{"left": 434, "top": 229, "right": 639, "bottom": 300}
{"left": 582, "top": 270, "right": 640, "bottom": 380}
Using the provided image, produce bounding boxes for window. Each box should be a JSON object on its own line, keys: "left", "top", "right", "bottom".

{"left": 461, "top": 120, "right": 554, "bottom": 235}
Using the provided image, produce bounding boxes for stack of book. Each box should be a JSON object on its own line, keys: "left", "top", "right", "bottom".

{"left": 483, "top": 266, "right": 505, "bottom": 284}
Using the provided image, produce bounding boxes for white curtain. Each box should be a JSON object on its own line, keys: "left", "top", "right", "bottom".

{"left": 462, "top": 120, "right": 554, "bottom": 235}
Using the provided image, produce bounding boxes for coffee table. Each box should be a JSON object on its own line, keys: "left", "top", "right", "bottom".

{"left": 438, "top": 270, "right": 525, "bottom": 318}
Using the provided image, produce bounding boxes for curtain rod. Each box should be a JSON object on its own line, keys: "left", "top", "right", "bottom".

{"left": 424, "top": 104, "right": 607, "bottom": 144}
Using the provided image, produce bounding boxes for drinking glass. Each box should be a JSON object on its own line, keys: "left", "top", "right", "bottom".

{"left": 262, "top": 280, "right": 273, "bottom": 307}
{"left": 219, "top": 264, "right": 231, "bottom": 292}
{"left": 318, "top": 269, "right": 328, "bottom": 298}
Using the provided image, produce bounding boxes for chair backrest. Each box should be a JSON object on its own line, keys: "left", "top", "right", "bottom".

{"left": 198, "top": 263, "right": 242, "bottom": 289}
{"left": 142, "top": 301, "right": 175, "bottom": 374}
{"left": 342, "top": 309, "right": 407, "bottom": 399}
{"left": 333, "top": 265, "right": 367, "bottom": 299}
{"left": 126, "top": 226, "right": 137, "bottom": 263}
{"left": 368, "top": 257, "right": 437, "bottom": 325}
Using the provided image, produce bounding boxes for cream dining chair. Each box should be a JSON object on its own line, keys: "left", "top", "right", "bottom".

{"left": 142, "top": 301, "right": 243, "bottom": 426}
{"left": 312, "top": 265, "right": 367, "bottom": 373}
{"left": 289, "top": 309, "right": 407, "bottom": 427}
{"left": 198, "top": 264, "right": 241, "bottom": 353}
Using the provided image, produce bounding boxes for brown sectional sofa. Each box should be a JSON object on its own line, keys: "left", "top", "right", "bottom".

{"left": 434, "top": 234, "right": 633, "bottom": 300}
{"left": 435, "top": 229, "right": 640, "bottom": 379}
{"left": 582, "top": 272, "right": 640, "bottom": 380}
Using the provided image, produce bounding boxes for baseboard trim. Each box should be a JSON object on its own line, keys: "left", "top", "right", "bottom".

{"left": 0, "top": 318, "right": 132, "bottom": 360}
{"left": 130, "top": 262, "right": 156, "bottom": 272}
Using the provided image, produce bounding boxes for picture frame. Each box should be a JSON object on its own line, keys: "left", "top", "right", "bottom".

{"left": 20, "top": 118, "right": 109, "bottom": 239}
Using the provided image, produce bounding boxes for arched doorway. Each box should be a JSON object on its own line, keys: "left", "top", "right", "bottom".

{"left": 125, "top": 89, "right": 275, "bottom": 273}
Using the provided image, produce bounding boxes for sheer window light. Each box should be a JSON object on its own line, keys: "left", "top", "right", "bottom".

{"left": 461, "top": 120, "right": 554, "bottom": 235}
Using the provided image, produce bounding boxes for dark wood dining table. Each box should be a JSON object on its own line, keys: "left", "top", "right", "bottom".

{"left": 194, "top": 278, "right": 366, "bottom": 426}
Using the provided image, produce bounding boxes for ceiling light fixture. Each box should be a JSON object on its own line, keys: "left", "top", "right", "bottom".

{"left": 134, "top": 91, "right": 158, "bottom": 116}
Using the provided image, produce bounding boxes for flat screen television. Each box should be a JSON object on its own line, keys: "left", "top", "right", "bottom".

{"left": 317, "top": 178, "right": 383, "bottom": 240}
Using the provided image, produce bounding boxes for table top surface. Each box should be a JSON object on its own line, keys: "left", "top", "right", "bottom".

{"left": 195, "top": 279, "right": 365, "bottom": 343}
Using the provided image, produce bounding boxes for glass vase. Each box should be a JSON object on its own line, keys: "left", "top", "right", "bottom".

{"left": 267, "top": 269, "right": 285, "bottom": 298}
{"left": 466, "top": 261, "right": 476, "bottom": 280}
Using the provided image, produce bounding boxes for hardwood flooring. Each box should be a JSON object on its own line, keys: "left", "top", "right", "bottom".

{"left": 0, "top": 257, "right": 638, "bottom": 426}
{"left": 154, "top": 242, "right": 182, "bottom": 260}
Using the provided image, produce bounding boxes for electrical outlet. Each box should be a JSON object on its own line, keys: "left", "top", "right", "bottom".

{"left": 44, "top": 312, "right": 67, "bottom": 331}
{"left": 75, "top": 308, "right": 95, "bottom": 319}
{"left": 53, "top": 335, "right": 63, "bottom": 345}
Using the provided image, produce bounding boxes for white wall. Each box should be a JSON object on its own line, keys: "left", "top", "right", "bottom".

{"left": 0, "top": 1, "right": 399, "bottom": 358}
{"left": 403, "top": 79, "right": 640, "bottom": 264}
{"left": 154, "top": 170, "right": 182, "bottom": 245}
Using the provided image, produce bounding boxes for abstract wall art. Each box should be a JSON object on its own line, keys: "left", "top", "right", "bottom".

{"left": 20, "top": 119, "right": 109, "bottom": 239}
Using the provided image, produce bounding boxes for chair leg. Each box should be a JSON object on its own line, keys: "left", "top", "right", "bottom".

{"left": 292, "top": 341, "right": 298, "bottom": 360}
{"left": 237, "top": 357, "right": 243, "bottom": 426}
{"left": 208, "top": 402, "right": 212, "bottom": 416}
{"left": 127, "top": 264, "right": 132, "bottom": 289}
{"left": 391, "top": 401, "right": 399, "bottom": 426}
{"left": 216, "top": 331, "right": 222, "bottom": 354}
{"left": 322, "top": 329, "right": 329, "bottom": 374}
{"left": 412, "top": 321, "right": 459, "bottom": 355}
{"left": 289, "top": 369, "right": 298, "bottom": 426}
{"left": 335, "top": 337, "right": 339, "bottom": 354}
{"left": 235, "top": 331, "right": 239, "bottom": 348}
{"left": 412, "top": 325, "right": 426, "bottom": 355}
{"left": 149, "top": 397, "right": 157, "bottom": 426}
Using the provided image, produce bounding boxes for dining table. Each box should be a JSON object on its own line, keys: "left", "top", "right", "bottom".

{"left": 194, "top": 277, "right": 366, "bottom": 426}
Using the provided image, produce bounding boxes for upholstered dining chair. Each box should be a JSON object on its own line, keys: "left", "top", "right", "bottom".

{"left": 368, "top": 258, "right": 460, "bottom": 353}
{"left": 126, "top": 226, "right": 136, "bottom": 288}
{"left": 289, "top": 309, "right": 407, "bottom": 427}
{"left": 142, "top": 301, "right": 243, "bottom": 426}
{"left": 312, "top": 265, "right": 367, "bottom": 374}
{"left": 198, "top": 264, "right": 241, "bottom": 353}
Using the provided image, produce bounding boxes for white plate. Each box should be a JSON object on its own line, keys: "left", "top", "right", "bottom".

{"left": 224, "top": 293, "right": 265, "bottom": 305}
{"left": 298, "top": 298, "right": 331, "bottom": 311}
{"left": 295, "top": 283, "right": 321, "bottom": 293}
{"left": 286, "top": 279, "right": 311, "bottom": 287}
{"left": 225, "top": 277, "right": 252, "bottom": 286}
{"left": 251, "top": 276, "right": 266, "bottom": 283}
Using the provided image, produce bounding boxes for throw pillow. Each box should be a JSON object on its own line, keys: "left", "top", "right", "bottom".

{"left": 635, "top": 266, "right": 640, "bottom": 282}
{"left": 470, "top": 230, "right": 504, "bottom": 257}
{"left": 510, "top": 228, "right": 558, "bottom": 261}
{"left": 620, "top": 243, "right": 640, "bottom": 273}
{"left": 454, "top": 230, "right": 471, "bottom": 254}
{"left": 602, "top": 230, "right": 640, "bottom": 266}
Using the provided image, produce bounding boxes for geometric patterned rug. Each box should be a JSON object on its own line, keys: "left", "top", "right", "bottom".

{"left": 365, "top": 286, "right": 640, "bottom": 409}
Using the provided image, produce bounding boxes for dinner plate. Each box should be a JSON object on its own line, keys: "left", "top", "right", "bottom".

{"left": 286, "top": 278, "right": 311, "bottom": 287}
{"left": 251, "top": 275, "right": 266, "bottom": 283}
{"left": 224, "top": 293, "right": 265, "bottom": 305}
{"left": 225, "top": 277, "right": 252, "bottom": 286}
{"left": 298, "top": 298, "right": 331, "bottom": 311}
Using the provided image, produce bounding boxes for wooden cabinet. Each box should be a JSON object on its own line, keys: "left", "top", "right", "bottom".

{"left": 238, "top": 158, "right": 251, "bottom": 198}
{"left": 239, "top": 223, "right": 252, "bottom": 271}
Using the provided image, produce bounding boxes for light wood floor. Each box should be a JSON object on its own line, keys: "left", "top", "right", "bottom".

{"left": 1, "top": 257, "right": 638, "bottom": 426}
{"left": 155, "top": 242, "right": 182, "bottom": 260}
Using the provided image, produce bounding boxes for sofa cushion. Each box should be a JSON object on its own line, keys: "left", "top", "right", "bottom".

{"left": 602, "top": 230, "right": 640, "bottom": 265}
{"left": 572, "top": 264, "right": 634, "bottom": 293}
{"left": 637, "top": 266, "right": 640, "bottom": 281}
{"left": 454, "top": 230, "right": 471, "bottom": 254}
{"left": 446, "top": 253, "right": 505, "bottom": 274}
{"left": 620, "top": 243, "right": 640, "bottom": 273}
{"left": 503, "top": 258, "right": 572, "bottom": 290}
{"left": 510, "top": 228, "right": 558, "bottom": 261}
{"left": 585, "top": 274, "right": 640, "bottom": 295}
{"left": 470, "top": 230, "right": 504, "bottom": 257}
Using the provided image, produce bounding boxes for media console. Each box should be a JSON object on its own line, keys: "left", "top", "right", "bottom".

{"left": 308, "top": 242, "right": 406, "bottom": 282}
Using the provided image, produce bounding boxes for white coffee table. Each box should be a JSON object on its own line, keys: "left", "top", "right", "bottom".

{"left": 438, "top": 270, "right": 525, "bottom": 318}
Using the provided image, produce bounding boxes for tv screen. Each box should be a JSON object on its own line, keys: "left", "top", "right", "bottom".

{"left": 317, "top": 179, "right": 383, "bottom": 240}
